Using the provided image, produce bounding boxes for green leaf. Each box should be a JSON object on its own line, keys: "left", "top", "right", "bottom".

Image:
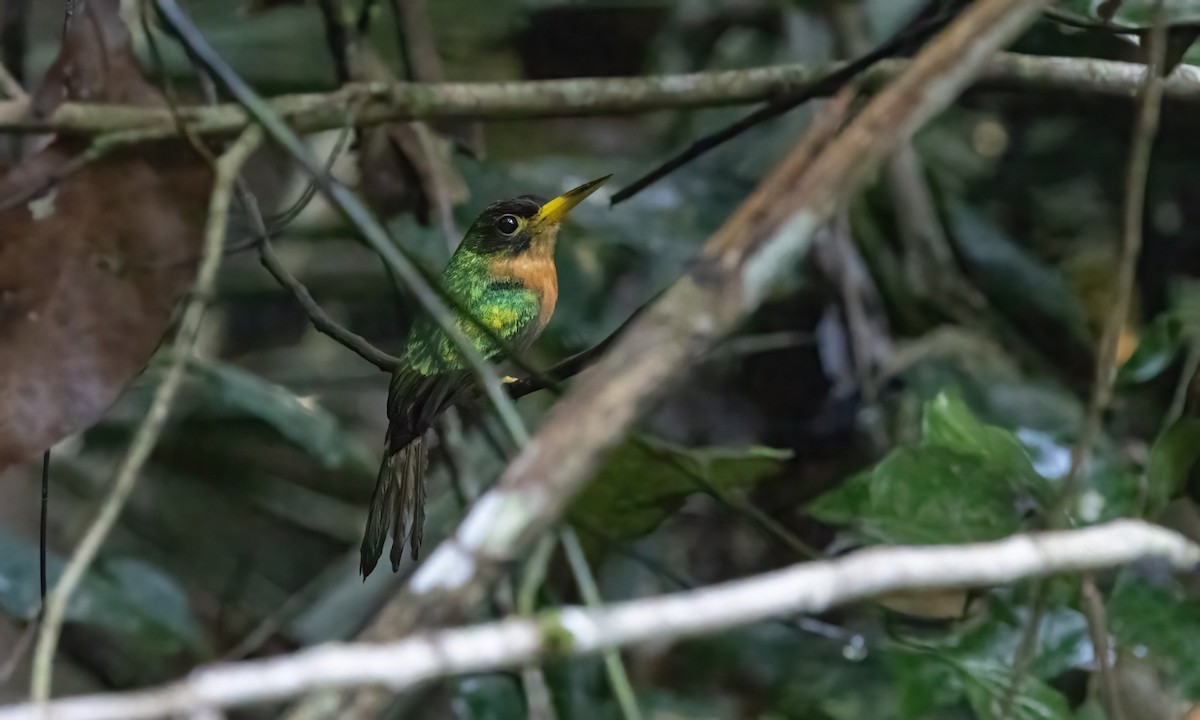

{"left": 1054, "top": 0, "right": 1200, "bottom": 29}
{"left": 570, "top": 436, "right": 790, "bottom": 546}
{"left": 957, "top": 658, "right": 1072, "bottom": 720}
{"left": 860, "top": 447, "right": 1026, "bottom": 545}
{"left": 1145, "top": 418, "right": 1200, "bottom": 516}
{"left": 884, "top": 648, "right": 964, "bottom": 720}
{"left": 178, "top": 356, "right": 357, "bottom": 469}
{"left": 0, "top": 528, "right": 206, "bottom": 660}
{"left": 451, "top": 675, "right": 527, "bottom": 720}
{"left": 811, "top": 391, "right": 1047, "bottom": 545}
{"left": 1109, "top": 576, "right": 1200, "bottom": 699}
{"left": 922, "top": 391, "right": 1053, "bottom": 504}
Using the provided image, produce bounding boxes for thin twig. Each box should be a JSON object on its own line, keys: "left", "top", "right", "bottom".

{"left": 1081, "top": 576, "right": 1122, "bottom": 719}
{"left": 652, "top": 440, "right": 819, "bottom": 560}
{"left": 1003, "top": 5, "right": 1169, "bottom": 716}
{"left": 609, "top": 1, "right": 953, "bottom": 205}
{"left": 1055, "top": 9, "right": 1168, "bottom": 523}
{"left": 39, "top": 449, "right": 49, "bottom": 603}
{"left": 562, "top": 529, "right": 643, "bottom": 720}
{"left": 0, "top": 521, "right": 1193, "bottom": 720}
{"left": 1166, "top": 338, "right": 1200, "bottom": 427}
{"left": 153, "top": 0, "right": 529, "bottom": 447}
{"left": 517, "top": 535, "right": 559, "bottom": 617}
{"left": 27, "top": 125, "right": 264, "bottom": 703}
{"left": 258, "top": 239, "right": 402, "bottom": 371}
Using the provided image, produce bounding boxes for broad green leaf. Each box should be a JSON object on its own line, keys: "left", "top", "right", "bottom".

{"left": 1145, "top": 418, "right": 1200, "bottom": 516}
{"left": 0, "top": 529, "right": 206, "bottom": 663}
{"left": 885, "top": 597, "right": 1086, "bottom": 720}
{"left": 958, "top": 658, "right": 1072, "bottom": 720}
{"left": 884, "top": 648, "right": 964, "bottom": 720}
{"left": 922, "top": 391, "right": 1053, "bottom": 504}
{"left": 856, "top": 446, "right": 1025, "bottom": 545}
{"left": 1054, "top": 0, "right": 1200, "bottom": 28}
{"left": 951, "top": 601, "right": 1092, "bottom": 681}
{"left": 811, "top": 392, "right": 1047, "bottom": 545}
{"left": 1109, "top": 576, "right": 1200, "bottom": 699}
{"left": 570, "top": 436, "right": 790, "bottom": 546}
{"left": 149, "top": 355, "right": 360, "bottom": 470}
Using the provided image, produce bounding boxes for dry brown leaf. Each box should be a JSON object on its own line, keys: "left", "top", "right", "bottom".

{"left": 876, "top": 587, "right": 972, "bottom": 621}
{"left": 358, "top": 121, "right": 467, "bottom": 226}
{"left": 0, "top": 0, "right": 213, "bottom": 471}
{"left": 353, "top": 47, "right": 470, "bottom": 225}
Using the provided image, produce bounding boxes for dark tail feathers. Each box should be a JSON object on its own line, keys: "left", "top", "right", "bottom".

{"left": 359, "top": 436, "right": 428, "bottom": 578}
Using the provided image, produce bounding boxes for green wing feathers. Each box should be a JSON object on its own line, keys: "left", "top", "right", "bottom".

{"left": 359, "top": 279, "right": 544, "bottom": 577}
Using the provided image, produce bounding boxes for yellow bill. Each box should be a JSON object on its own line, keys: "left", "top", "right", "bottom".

{"left": 534, "top": 175, "right": 611, "bottom": 226}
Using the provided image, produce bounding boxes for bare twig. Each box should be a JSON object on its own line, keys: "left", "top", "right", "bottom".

{"left": 562, "top": 529, "right": 643, "bottom": 720}
{"left": 1055, "top": 7, "right": 1168, "bottom": 522}
{"left": 1003, "top": 5, "right": 1169, "bottom": 716}
{"left": 258, "top": 240, "right": 402, "bottom": 371}
{"left": 1081, "top": 576, "right": 1122, "bottom": 719}
{"left": 28, "top": 126, "right": 264, "bottom": 703}
{"left": 0, "top": 521, "right": 1193, "bottom": 720}
{"left": 1166, "top": 338, "right": 1200, "bottom": 427}
{"left": 609, "top": 0, "right": 954, "bottom": 205}
{"left": 1078, "top": 7, "right": 1168, "bottom": 718}
{"left": 392, "top": 0, "right": 442, "bottom": 84}
{"left": 5, "top": 54, "right": 1200, "bottom": 139}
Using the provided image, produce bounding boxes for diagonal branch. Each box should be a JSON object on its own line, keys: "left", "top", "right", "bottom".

{"left": 0, "top": 521, "right": 1194, "bottom": 720}
{"left": 292, "top": 0, "right": 1054, "bottom": 717}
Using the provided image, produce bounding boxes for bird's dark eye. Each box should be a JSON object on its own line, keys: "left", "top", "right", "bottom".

{"left": 496, "top": 215, "right": 519, "bottom": 236}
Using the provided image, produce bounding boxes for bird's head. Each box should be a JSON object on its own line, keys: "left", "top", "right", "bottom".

{"left": 459, "top": 175, "right": 610, "bottom": 259}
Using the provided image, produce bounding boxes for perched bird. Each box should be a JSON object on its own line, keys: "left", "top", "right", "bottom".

{"left": 360, "top": 175, "right": 610, "bottom": 577}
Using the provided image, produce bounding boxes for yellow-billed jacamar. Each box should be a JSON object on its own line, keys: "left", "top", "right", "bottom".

{"left": 360, "top": 175, "right": 610, "bottom": 577}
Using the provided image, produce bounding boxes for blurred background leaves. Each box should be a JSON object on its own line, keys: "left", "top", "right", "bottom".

{"left": 4, "top": 0, "right": 1200, "bottom": 718}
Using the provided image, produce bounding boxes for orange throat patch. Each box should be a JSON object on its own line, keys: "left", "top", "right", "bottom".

{"left": 488, "top": 246, "right": 559, "bottom": 333}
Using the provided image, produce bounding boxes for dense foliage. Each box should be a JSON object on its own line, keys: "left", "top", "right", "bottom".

{"left": 4, "top": 1, "right": 1200, "bottom": 718}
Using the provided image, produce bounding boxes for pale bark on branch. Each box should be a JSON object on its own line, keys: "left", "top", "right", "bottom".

{"left": 0, "top": 521, "right": 1193, "bottom": 720}
{"left": 0, "top": 54, "right": 1197, "bottom": 139}
{"left": 294, "top": 0, "right": 1056, "bottom": 717}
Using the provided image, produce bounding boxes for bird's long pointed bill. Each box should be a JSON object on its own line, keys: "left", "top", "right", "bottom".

{"left": 534, "top": 175, "right": 611, "bottom": 226}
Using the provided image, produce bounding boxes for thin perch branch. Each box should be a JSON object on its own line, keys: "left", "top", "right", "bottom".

{"left": 258, "top": 239, "right": 402, "bottom": 372}
{"left": 3, "top": 54, "right": 1200, "bottom": 139}
{"left": 28, "top": 126, "right": 264, "bottom": 703}
{"left": 0, "top": 521, "right": 1194, "bottom": 720}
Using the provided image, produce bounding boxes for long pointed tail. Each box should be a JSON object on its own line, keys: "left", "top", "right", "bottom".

{"left": 360, "top": 435, "right": 427, "bottom": 578}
